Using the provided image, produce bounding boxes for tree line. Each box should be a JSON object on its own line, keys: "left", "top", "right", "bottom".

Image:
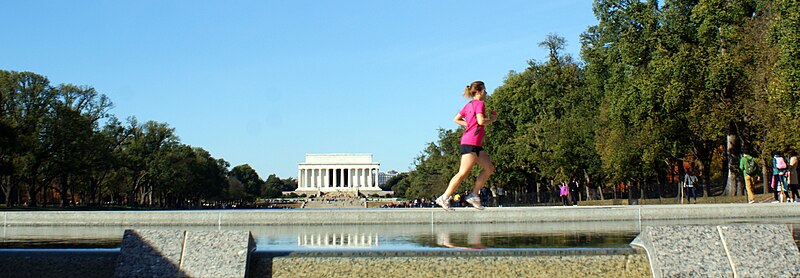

{"left": 0, "top": 70, "right": 297, "bottom": 208}
{"left": 392, "top": 0, "right": 800, "bottom": 202}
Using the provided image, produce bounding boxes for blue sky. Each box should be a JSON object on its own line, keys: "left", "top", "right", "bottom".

{"left": 2, "top": 1, "right": 597, "bottom": 179}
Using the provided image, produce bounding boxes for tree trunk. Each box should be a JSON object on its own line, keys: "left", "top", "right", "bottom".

{"left": 640, "top": 180, "right": 645, "bottom": 204}
{"left": 702, "top": 156, "right": 711, "bottom": 197}
{"left": 627, "top": 180, "right": 633, "bottom": 205}
{"left": 585, "top": 183, "right": 592, "bottom": 201}
{"left": 88, "top": 177, "right": 99, "bottom": 206}
{"left": 583, "top": 170, "right": 592, "bottom": 201}
{"left": 612, "top": 182, "right": 617, "bottom": 200}
{"left": 128, "top": 172, "right": 146, "bottom": 207}
{"left": 59, "top": 174, "right": 69, "bottom": 207}
{"left": 599, "top": 179, "right": 605, "bottom": 200}
{"left": 27, "top": 177, "right": 38, "bottom": 207}
{"left": 693, "top": 141, "right": 712, "bottom": 197}
{"left": 723, "top": 125, "right": 738, "bottom": 196}
{"left": 699, "top": 150, "right": 711, "bottom": 198}
{"left": 2, "top": 175, "right": 12, "bottom": 207}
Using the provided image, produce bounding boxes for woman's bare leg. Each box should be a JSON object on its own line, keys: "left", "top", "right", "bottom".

{"left": 472, "top": 151, "right": 495, "bottom": 195}
{"left": 443, "top": 153, "right": 477, "bottom": 198}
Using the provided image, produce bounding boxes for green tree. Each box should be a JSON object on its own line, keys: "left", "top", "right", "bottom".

{"left": 229, "top": 164, "right": 264, "bottom": 200}
{"left": 405, "top": 129, "right": 461, "bottom": 200}
{"left": 485, "top": 33, "right": 599, "bottom": 202}
{"left": 263, "top": 174, "right": 284, "bottom": 198}
{"left": 2, "top": 71, "right": 58, "bottom": 207}
{"left": 279, "top": 177, "right": 298, "bottom": 192}
{"left": 119, "top": 118, "right": 179, "bottom": 207}
{"left": 380, "top": 172, "right": 408, "bottom": 192}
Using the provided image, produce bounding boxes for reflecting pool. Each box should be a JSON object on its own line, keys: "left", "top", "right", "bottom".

{"left": 2, "top": 217, "right": 799, "bottom": 251}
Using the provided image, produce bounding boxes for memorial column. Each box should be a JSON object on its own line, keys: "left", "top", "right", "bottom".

{"left": 339, "top": 169, "right": 345, "bottom": 188}
{"left": 349, "top": 168, "right": 354, "bottom": 189}
{"left": 315, "top": 169, "right": 320, "bottom": 188}
{"left": 306, "top": 169, "right": 311, "bottom": 188}
{"left": 367, "top": 168, "right": 372, "bottom": 187}
{"left": 333, "top": 169, "right": 338, "bottom": 187}
{"left": 373, "top": 168, "right": 379, "bottom": 188}
{"left": 323, "top": 168, "right": 328, "bottom": 188}
{"left": 301, "top": 168, "right": 308, "bottom": 187}
{"left": 361, "top": 168, "right": 366, "bottom": 187}
{"left": 357, "top": 168, "right": 363, "bottom": 187}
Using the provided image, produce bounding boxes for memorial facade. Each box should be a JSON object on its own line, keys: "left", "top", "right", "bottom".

{"left": 295, "top": 154, "right": 383, "bottom": 194}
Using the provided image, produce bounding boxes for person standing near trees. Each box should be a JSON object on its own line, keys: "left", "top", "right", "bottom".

{"left": 435, "top": 81, "right": 498, "bottom": 211}
{"left": 683, "top": 171, "right": 698, "bottom": 204}
{"left": 787, "top": 150, "right": 799, "bottom": 202}
{"left": 560, "top": 182, "right": 570, "bottom": 206}
{"left": 739, "top": 152, "right": 758, "bottom": 204}
{"left": 569, "top": 178, "right": 580, "bottom": 206}
{"left": 496, "top": 186, "right": 505, "bottom": 207}
{"left": 771, "top": 151, "right": 789, "bottom": 203}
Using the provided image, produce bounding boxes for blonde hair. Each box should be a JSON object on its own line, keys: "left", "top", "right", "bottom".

{"left": 463, "top": 81, "right": 485, "bottom": 98}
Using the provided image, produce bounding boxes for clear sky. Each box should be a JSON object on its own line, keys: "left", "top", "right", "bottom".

{"left": 2, "top": 1, "right": 598, "bottom": 179}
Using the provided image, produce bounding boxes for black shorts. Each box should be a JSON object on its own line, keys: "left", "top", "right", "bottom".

{"left": 459, "top": 144, "right": 483, "bottom": 155}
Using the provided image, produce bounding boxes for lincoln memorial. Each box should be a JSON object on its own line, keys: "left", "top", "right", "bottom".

{"left": 295, "top": 154, "right": 387, "bottom": 195}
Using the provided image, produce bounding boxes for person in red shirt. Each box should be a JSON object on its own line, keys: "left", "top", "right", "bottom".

{"left": 435, "top": 81, "right": 498, "bottom": 210}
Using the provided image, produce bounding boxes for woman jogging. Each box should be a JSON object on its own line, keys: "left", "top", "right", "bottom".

{"left": 435, "top": 81, "right": 498, "bottom": 210}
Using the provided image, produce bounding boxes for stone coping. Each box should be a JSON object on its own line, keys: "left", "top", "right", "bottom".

{"left": 3, "top": 203, "right": 800, "bottom": 226}
{"left": 631, "top": 224, "right": 800, "bottom": 277}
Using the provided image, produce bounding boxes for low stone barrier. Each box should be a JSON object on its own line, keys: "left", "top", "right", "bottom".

{"left": 115, "top": 229, "right": 255, "bottom": 278}
{"left": 5, "top": 204, "right": 800, "bottom": 226}
{"left": 631, "top": 224, "right": 800, "bottom": 277}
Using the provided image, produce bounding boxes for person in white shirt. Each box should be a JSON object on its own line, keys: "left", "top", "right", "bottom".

{"left": 683, "top": 172, "right": 698, "bottom": 204}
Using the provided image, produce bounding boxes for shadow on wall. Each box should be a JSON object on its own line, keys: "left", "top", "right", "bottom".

{"left": 114, "top": 230, "right": 190, "bottom": 278}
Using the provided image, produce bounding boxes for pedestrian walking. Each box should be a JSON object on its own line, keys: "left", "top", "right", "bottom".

{"left": 739, "top": 152, "right": 758, "bottom": 204}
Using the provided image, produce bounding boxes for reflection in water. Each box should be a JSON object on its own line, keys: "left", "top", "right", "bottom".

{"left": 297, "top": 233, "right": 379, "bottom": 249}
{"left": 436, "top": 230, "right": 485, "bottom": 250}
{"left": 2, "top": 218, "right": 799, "bottom": 250}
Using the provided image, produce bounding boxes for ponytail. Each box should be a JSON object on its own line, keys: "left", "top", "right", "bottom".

{"left": 463, "top": 81, "right": 485, "bottom": 98}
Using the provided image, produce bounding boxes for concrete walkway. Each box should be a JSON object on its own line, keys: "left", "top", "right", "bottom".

{"left": 4, "top": 203, "right": 800, "bottom": 226}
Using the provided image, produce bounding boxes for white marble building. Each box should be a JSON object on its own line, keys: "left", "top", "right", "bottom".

{"left": 295, "top": 154, "right": 388, "bottom": 195}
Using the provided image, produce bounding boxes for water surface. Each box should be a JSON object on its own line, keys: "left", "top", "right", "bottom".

{"left": 2, "top": 217, "right": 798, "bottom": 251}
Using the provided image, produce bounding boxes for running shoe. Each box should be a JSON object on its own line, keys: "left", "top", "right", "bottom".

{"left": 465, "top": 194, "right": 485, "bottom": 210}
{"left": 435, "top": 195, "right": 454, "bottom": 211}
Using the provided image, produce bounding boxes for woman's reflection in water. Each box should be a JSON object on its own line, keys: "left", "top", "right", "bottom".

{"left": 436, "top": 230, "right": 485, "bottom": 250}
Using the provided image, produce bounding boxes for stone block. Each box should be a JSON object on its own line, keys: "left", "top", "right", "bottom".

{"left": 115, "top": 230, "right": 185, "bottom": 278}
{"left": 632, "top": 224, "right": 800, "bottom": 278}
{"left": 717, "top": 224, "right": 800, "bottom": 277}
{"left": 114, "top": 229, "right": 254, "bottom": 278}
{"left": 181, "top": 230, "right": 255, "bottom": 278}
